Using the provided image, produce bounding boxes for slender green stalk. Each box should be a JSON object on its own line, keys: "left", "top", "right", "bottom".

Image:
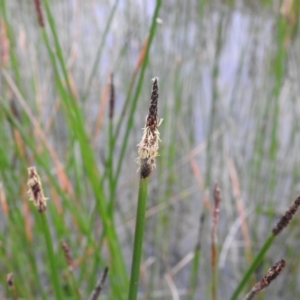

{"left": 211, "top": 185, "right": 221, "bottom": 300}
{"left": 127, "top": 177, "right": 149, "bottom": 300}
{"left": 107, "top": 119, "right": 115, "bottom": 217}
{"left": 230, "top": 234, "right": 275, "bottom": 300}
{"left": 127, "top": 77, "right": 161, "bottom": 300}
{"left": 188, "top": 246, "right": 201, "bottom": 300}
{"left": 65, "top": 271, "right": 82, "bottom": 300}
{"left": 188, "top": 212, "right": 205, "bottom": 300}
{"left": 39, "top": 213, "right": 64, "bottom": 300}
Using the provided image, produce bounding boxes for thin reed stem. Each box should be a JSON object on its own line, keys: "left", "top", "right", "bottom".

{"left": 61, "top": 241, "right": 81, "bottom": 300}
{"left": 128, "top": 77, "right": 161, "bottom": 300}
{"left": 39, "top": 213, "right": 64, "bottom": 300}
{"left": 188, "top": 212, "right": 205, "bottom": 300}
{"left": 108, "top": 73, "right": 115, "bottom": 218}
{"left": 127, "top": 177, "right": 149, "bottom": 300}
{"left": 211, "top": 184, "right": 221, "bottom": 300}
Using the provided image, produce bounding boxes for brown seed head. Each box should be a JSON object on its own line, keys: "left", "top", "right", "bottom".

{"left": 272, "top": 195, "right": 300, "bottom": 235}
{"left": 251, "top": 259, "right": 286, "bottom": 295}
{"left": 136, "top": 77, "right": 162, "bottom": 178}
{"left": 27, "top": 166, "right": 48, "bottom": 213}
{"left": 61, "top": 240, "right": 73, "bottom": 269}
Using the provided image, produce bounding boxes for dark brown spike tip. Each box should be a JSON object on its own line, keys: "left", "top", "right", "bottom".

{"left": 252, "top": 259, "right": 286, "bottom": 295}
{"left": 272, "top": 195, "right": 300, "bottom": 235}
{"left": 146, "top": 77, "right": 159, "bottom": 130}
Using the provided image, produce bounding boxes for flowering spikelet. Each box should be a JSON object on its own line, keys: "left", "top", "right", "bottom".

{"left": 27, "top": 166, "right": 48, "bottom": 213}
{"left": 136, "top": 77, "right": 162, "bottom": 178}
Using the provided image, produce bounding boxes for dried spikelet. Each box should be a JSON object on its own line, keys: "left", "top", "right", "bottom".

{"left": 244, "top": 259, "right": 286, "bottom": 300}
{"left": 136, "top": 77, "right": 162, "bottom": 178}
{"left": 272, "top": 195, "right": 300, "bottom": 235}
{"left": 252, "top": 259, "right": 286, "bottom": 294}
{"left": 61, "top": 240, "right": 73, "bottom": 270}
{"left": 27, "top": 166, "right": 48, "bottom": 213}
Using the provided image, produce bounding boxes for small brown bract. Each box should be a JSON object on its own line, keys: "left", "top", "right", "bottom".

{"left": 27, "top": 166, "right": 48, "bottom": 213}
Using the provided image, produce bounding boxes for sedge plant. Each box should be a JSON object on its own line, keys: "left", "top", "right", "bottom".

{"left": 127, "top": 78, "right": 162, "bottom": 300}
{"left": 27, "top": 167, "right": 64, "bottom": 300}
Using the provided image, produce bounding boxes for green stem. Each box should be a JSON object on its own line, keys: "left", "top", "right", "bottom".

{"left": 188, "top": 246, "right": 201, "bottom": 300}
{"left": 127, "top": 177, "right": 149, "bottom": 300}
{"left": 108, "top": 119, "right": 115, "bottom": 218}
{"left": 230, "top": 234, "right": 275, "bottom": 300}
{"left": 40, "top": 213, "right": 64, "bottom": 300}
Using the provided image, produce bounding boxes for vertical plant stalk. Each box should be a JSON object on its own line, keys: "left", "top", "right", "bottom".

{"left": 127, "top": 178, "right": 149, "bottom": 300}
{"left": 127, "top": 78, "right": 162, "bottom": 300}
{"left": 108, "top": 73, "right": 115, "bottom": 218}
{"left": 40, "top": 213, "right": 64, "bottom": 300}
{"left": 243, "top": 259, "right": 286, "bottom": 300}
{"left": 188, "top": 212, "right": 205, "bottom": 300}
{"left": 61, "top": 241, "right": 81, "bottom": 300}
{"left": 211, "top": 184, "right": 221, "bottom": 300}
{"left": 205, "top": 16, "right": 223, "bottom": 188}
{"left": 230, "top": 195, "right": 300, "bottom": 300}
{"left": 27, "top": 167, "right": 63, "bottom": 300}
